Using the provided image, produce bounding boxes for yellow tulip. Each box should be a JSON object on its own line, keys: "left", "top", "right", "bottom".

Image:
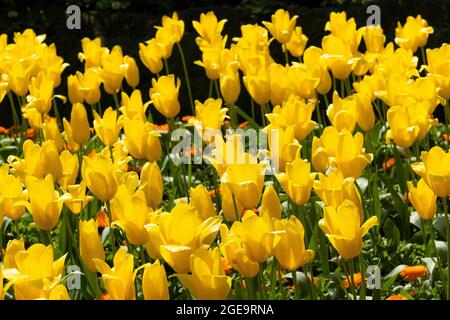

{"left": 268, "top": 63, "right": 292, "bottom": 105}
{"left": 219, "top": 224, "right": 259, "bottom": 277}
{"left": 140, "top": 161, "right": 163, "bottom": 209}
{"left": 265, "top": 95, "right": 317, "bottom": 141}
{"left": 311, "top": 136, "right": 330, "bottom": 172}
{"left": 94, "top": 247, "right": 136, "bottom": 300}
{"left": 155, "top": 27, "right": 175, "bottom": 59}
{"left": 48, "top": 284, "right": 71, "bottom": 300}
{"left": 288, "top": 62, "right": 320, "bottom": 99}
{"left": 123, "top": 117, "right": 161, "bottom": 162}
{"left": 43, "top": 118, "right": 65, "bottom": 153}
{"left": 7, "top": 60, "right": 32, "bottom": 96}
{"left": 193, "top": 98, "right": 228, "bottom": 131}
{"left": 100, "top": 45, "right": 128, "bottom": 94}
{"left": 3, "top": 239, "right": 25, "bottom": 269}
{"left": 407, "top": 179, "right": 437, "bottom": 220}
{"left": 111, "top": 184, "right": 151, "bottom": 245}
{"left": 319, "top": 200, "right": 378, "bottom": 260}
{"left": 0, "top": 166, "right": 27, "bottom": 221}
{"left": 2, "top": 243, "right": 67, "bottom": 300}
{"left": 262, "top": 9, "right": 297, "bottom": 44}
{"left": 221, "top": 158, "right": 266, "bottom": 210}
{"left": 70, "top": 102, "right": 91, "bottom": 146}
{"left": 145, "top": 202, "right": 221, "bottom": 273}
{"left": 16, "top": 174, "right": 69, "bottom": 230}
{"left": 120, "top": 89, "right": 150, "bottom": 121}
{"left": 204, "top": 134, "right": 246, "bottom": 178}
{"left": 221, "top": 183, "right": 245, "bottom": 221}
{"left": 139, "top": 39, "right": 164, "bottom": 74}
{"left": 412, "top": 146, "right": 450, "bottom": 198}
{"left": 274, "top": 215, "right": 315, "bottom": 270}
{"left": 374, "top": 44, "right": 419, "bottom": 79}
{"left": 395, "top": 15, "right": 433, "bottom": 53}
{"left": 58, "top": 150, "right": 79, "bottom": 190}
{"left": 426, "top": 44, "right": 450, "bottom": 99}
{"left": 161, "top": 12, "right": 184, "bottom": 44}
{"left": 8, "top": 139, "right": 63, "bottom": 181}
{"left": 26, "top": 74, "right": 54, "bottom": 114}
{"left": 276, "top": 157, "right": 315, "bottom": 206}
{"left": 67, "top": 69, "right": 102, "bottom": 105}
{"left": 64, "top": 182, "right": 93, "bottom": 214}
{"left": 195, "top": 43, "right": 223, "bottom": 80}
{"left": 142, "top": 260, "right": 169, "bottom": 300}
{"left": 93, "top": 107, "right": 123, "bottom": 147}
{"left": 176, "top": 248, "right": 231, "bottom": 300}
{"left": 265, "top": 125, "right": 301, "bottom": 172}
{"left": 82, "top": 152, "right": 119, "bottom": 201}
{"left": 192, "top": 11, "right": 227, "bottom": 46}
{"left": 286, "top": 26, "right": 308, "bottom": 57}
{"left": 313, "top": 169, "right": 364, "bottom": 224}
{"left": 362, "top": 25, "right": 385, "bottom": 54}
{"left": 324, "top": 11, "right": 363, "bottom": 54}
{"left": 80, "top": 219, "right": 105, "bottom": 272}
{"left": 124, "top": 56, "right": 140, "bottom": 88}
{"left": 22, "top": 106, "right": 43, "bottom": 130}
{"left": 243, "top": 67, "right": 270, "bottom": 106}
{"left": 219, "top": 66, "right": 241, "bottom": 105}
{"left": 326, "top": 91, "right": 357, "bottom": 133}
{"left": 150, "top": 75, "right": 181, "bottom": 118}
{"left": 78, "top": 37, "right": 108, "bottom": 68}
{"left": 260, "top": 185, "right": 282, "bottom": 220}
{"left": 62, "top": 118, "right": 80, "bottom": 152}
{"left": 321, "top": 34, "right": 357, "bottom": 80}
{"left": 190, "top": 184, "right": 216, "bottom": 220}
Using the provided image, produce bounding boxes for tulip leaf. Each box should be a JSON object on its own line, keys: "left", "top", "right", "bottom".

{"left": 409, "top": 211, "right": 422, "bottom": 230}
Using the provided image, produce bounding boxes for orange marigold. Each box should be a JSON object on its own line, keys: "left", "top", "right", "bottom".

{"left": 400, "top": 265, "right": 428, "bottom": 282}
{"left": 342, "top": 272, "right": 366, "bottom": 288}
{"left": 382, "top": 157, "right": 396, "bottom": 170}
{"left": 386, "top": 294, "right": 407, "bottom": 300}
{"left": 96, "top": 209, "right": 110, "bottom": 228}
{"left": 221, "top": 257, "right": 233, "bottom": 275}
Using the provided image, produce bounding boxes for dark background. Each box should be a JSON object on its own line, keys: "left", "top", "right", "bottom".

{"left": 0, "top": 0, "right": 449, "bottom": 125}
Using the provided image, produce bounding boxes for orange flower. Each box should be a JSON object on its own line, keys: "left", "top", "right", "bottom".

{"left": 153, "top": 123, "right": 169, "bottom": 131}
{"left": 386, "top": 294, "right": 408, "bottom": 300}
{"left": 88, "top": 149, "right": 96, "bottom": 158}
{"left": 96, "top": 209, "right": 110, "bottom": 228}
{"left": 238, "top": 121, "right": 249, "bottom": 128}
{"left": 441, "top": 134, "right": 450, "bottom": 142}
{"left": 342, "top": 272, "right": 365, "bottom": 288}
{"left": 0, "top": 126, "right": 8, "bottom": 135}
{"left": 182, "top": 115, "right": 195, "bottom": 122}
{"left": 98, "top": 292, "right": 111, "bottom": 300}
{"left": 382, "top": 157, "right": 396, "bottom": 170}
{"left": 221, "top": 257, "right": 233, "bottom": 275}
{"left": 26, "top": 128, "right": 36, "bottom": 140}
{"left": 400, "top": 265, "right": 428, "bottom": 282}
{"left": 209, "top": 188, "right": 220, "bottom": 196}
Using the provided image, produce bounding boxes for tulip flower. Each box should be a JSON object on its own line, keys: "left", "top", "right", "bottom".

{"left": 70, "top": 102, "right": 91, "bottom": 146}
{"left": 160, "top": 12, "right": 185, "bottom": 44}
{"left": 26, "top": 74, "right": 55, "bottom": 114}
{"left": 3, "top": 239, "right": 25, "bottom": 269}
{"left": 150, "top": 75, "right": 181, "bottom": 119}
{"left": 43, "top": 118, "right": 65, "bottom": 152}
{"left": 93, "top": 107, "right": 123, "bottom": 147}
{"left": 80, "top": 219, "right": 105, "bottom": 272}
{"left": 16, "top": 174, "right": 70, "bottom": 230}
{"left": 313, "top": 169, "right": 364, "bottom": 224}
{"left": 260, "top": 185, "right": 282, "bottom": 220}
{"left": 265, "top": 95, "right": 317, "bottom": 141}
{"left": 221, "top": 158, "right": 266, "bottom": 210}
{"left": 2, "top": 243, "right": 67, "bottom": 300}
{"left": 395, "top": 15, "right": 433, "bottom": 53}
{"left": 265, "top": 125, "right": 301, "bottom": 172}
{"left": 243, "top": 67, "right": 270, "bottom": 106}
{"left": 82, "top": 152, "right": 119, "bottom": 201}
{"left": 273, "top": 215, "right": 315, "bottom": 270}
{"left": 268, "top": 63, "right": 292, "bottom": 105}
{"left": 204, "top": 134, "right": 246, "bottom": 178}
{"left": 94, "top": 247, "right": 136, "bottom": 300}
{"left": 120, "top": 89, "right": 150, "bottom": 121}
{"left": 142, "top": 260, "right": 169, "bottom": 300}
{"left": 124, "top": 56, "right": 140, "bottom": 88}
{"left": 7, "top": 60, "right": 32, "bottom": 96}
{"left": 0, "top": 166, "right": 27, "bottom": 221}
{"left": 64, "top": 182, "right": 93, "bottom": 214}
{"left": 155, "top": 27, "right": 175, "bottom": 59}
{"left": 195, "top": 44, "right": 223, "bottom": 80}
{"left": 67, "top": 69, "right": 101, "bottom": 105}
{"left": 262, "top": 9, "right": 298, "bottom": 44}
{"left": 58, "top": 150, "right": 79, "bottom": 190}
{"left": 192, "top": 98, "right": 228, "bottom": 131}
{"left": 139, "top": 39, "right": 164, "bottom": 74}
{"left": 407, "top": 179, "right": 437, "bottom": 220}
{"left": 321, "top": 34, "right": 357, "bottom": 80}
{"left": 411, "top": 146, "right": 450, "bottom": 198}
{"left": 286, "top": 26, "right": 308, "bottom": 58}
{"left": 362, "top": 25, "right": 386, "bottom": 54}
{"left": 175, "top": 248, "right": 231, "bottom": 300}
{"left": 276, "top": 157, "right": 315, "bottom": 206}
{"left": 123, "top": 117, "right": 162, "bottom": 162}
{"left": 219, "top": 224, "right": 259, "bottom": 277}
{"left": 78, "top": 37, "right": 108, "bottom": 68}
{"left": 22, "top": 106, "right": 43, "bottom": 130}
{"left": 288, "top": 63, "right": 320, "bottom": 99}
{"left": 192, "top": 11, "right": 227, "bottom": 47}
{"left": 111, "top": 184, "right": 151, "bottom": 245}
{"left": 319, "top": 200, "right": 378, "bottom": 260}
{"left": 219, "top": 66, "right": 241, "bottom": 105}
{"left": 145, "top": 202, "right": 221, "bottom": 273}
{"left": 190, "top": 184, "right": 217, "bottom": 220}
{"left": 100, "top": 45, "right": 128, "bottom": 94}
{"left": 426, "top": 44, "right": 450, "bottom": 99}
{"left": 140, "top": 161, "right": 163, "bottom": 209}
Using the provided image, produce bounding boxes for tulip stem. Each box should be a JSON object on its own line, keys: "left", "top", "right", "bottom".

{"left": 427, "top": 218, "right": 444, "bottom": 292}
{"left": 52, "top": 99, "right": 61, "bottom": 127}
{"left": 359, "top": 255, "right": 366, "bottom": 300}
{"left": 270, "top": 259, "right": 277, "bottom": 299}
{"left": 213, "top": 79, "right": 221, "bottom": 99}
{"left": 283, "top": 44, "right": 289, "bottom": 65}
{"left": 443, "top": 197, "right": 450, "bottom": 300}
{"left": 245, "top": 276, "right": 256, "bottom": 300}
{"left": 444, "top": 100, "right": 449, "bottom": 151}
{"left": 112, "top": 93, "right": 120, "bottom": 110}
{"left": 105, "top": 201, "right": 116, "bottom": 256}
{"left": 176, "top": 42, "right": 195, "bottom": 115}
{"left": 208, "top": 79, "right": 213, "bottom": 99}
{"left": 164, "top": 59, "right": 170, "bottom": 75}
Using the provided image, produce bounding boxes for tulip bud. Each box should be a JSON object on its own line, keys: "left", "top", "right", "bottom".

{"left": 260, "top": 185, "right": 281, "bottom": 220}
{"left": 70, "top": 103, "right": 91, "bottom": 146}
{"left": 80, "top": 219, "right": 105, "bottom": 272}
{"left": 143, "top": 260, "right": 169, "bottom": 300}
{"left": 190, "top": 184, "right": 216, "bottom": 220}
{"left": 93, "top": 107, "right": 123, "bottom": 147}
{"left": 140, "top": 161, "right": 163, "bottom": 209}
{"left": 149, "top": 75, "right": 181, "bottom": 118}
{"left": 407, "top": 179, "right": 437, "bottom": 220}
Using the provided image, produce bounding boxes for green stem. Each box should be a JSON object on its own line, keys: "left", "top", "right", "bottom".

{"left": 213, "top": 79, "right": 221, "bottom": 99}
{"left": 52, "top": 99, "right": 61, "bottom": 127}
{"left": 234, "top": 104, "right": 260, "bottom": 128}
{"left": 270, "top": 259, "right": 277, "bottom": 299}
{"left": 359, "top": 255, "right": 366, "bottom": 300}
{"left": 176, "top": 42, "right": 195, "bottom": 115}
{"left": 283, "top": 44, "right": 289, "bottom": 65}
{"left": 105, "top": 201, "right": 116, "bottom": 256}
{"left": 208, "top": 79, "right": 213, "bottom": 98}
{"left": 245, "top": 276, "right": 256, "bottom": 300}
{"left": 292, "top": 270, "right": 301, "bottom": 299}
{"left": 443, "top": 197, "right": 450, "bottom": 300}
{"left": 427, "top": 218, "right": 444, "bottom": 291}
{"left": 112, "top": 93, "right": 120, "bottom": 110}
{"left": 164, "top": 59, "right": 170, "bottom": 75}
